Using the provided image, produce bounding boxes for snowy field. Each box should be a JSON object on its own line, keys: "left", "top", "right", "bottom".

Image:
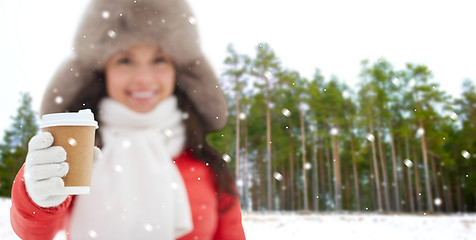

{"left": 1, "top": 198, "right": 475, "bottom": 240}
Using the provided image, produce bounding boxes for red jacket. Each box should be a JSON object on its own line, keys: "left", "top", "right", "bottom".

{"left": 10, "top": 150, "right": 245, "bottom": 240}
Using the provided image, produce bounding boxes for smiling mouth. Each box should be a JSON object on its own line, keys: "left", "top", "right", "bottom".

{"left": 129, "top": 91, "right": 156, "bottom": 99}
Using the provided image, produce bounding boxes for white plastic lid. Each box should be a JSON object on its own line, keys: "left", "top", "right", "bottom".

{"left": 40, "top": 109, "right": 99, "bottom": 129}
{"left": 52, "top": 186, "right": 90, "bottom": 195}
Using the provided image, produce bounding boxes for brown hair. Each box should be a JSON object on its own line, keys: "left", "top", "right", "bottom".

{"left": 67, "top": 71, "right": 238, "bottom": 211}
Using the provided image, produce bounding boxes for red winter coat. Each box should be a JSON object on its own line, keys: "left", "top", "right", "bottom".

{"left": 10, "top": 150, "right": 245, "bottom": 240}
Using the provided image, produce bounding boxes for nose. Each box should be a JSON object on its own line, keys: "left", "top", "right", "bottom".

{"left": 132, "top": 65, "right": 154, "bottom": 86}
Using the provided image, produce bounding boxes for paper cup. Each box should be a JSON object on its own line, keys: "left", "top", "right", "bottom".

{"left": 40, "top": 109, "right": 98, "bottom": 195}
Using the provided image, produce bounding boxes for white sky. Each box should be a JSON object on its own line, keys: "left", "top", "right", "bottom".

{"left": 1, "top": 0, "right": 475, "bottom": 140}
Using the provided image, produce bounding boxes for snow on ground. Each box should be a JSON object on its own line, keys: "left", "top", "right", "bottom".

{"left": 1, "top": 198, "right": 475, "bottom": 240}
{"left": 242, "top": 211, "right": 476, "bottom": 240}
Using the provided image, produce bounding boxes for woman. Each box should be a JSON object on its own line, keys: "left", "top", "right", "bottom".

{"left": 10, "top": 0, "right": 245, "bottom": 239}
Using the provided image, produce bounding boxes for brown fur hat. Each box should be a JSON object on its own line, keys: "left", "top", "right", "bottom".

{"left": 41, "top": 0, "right": 228, "bottom": 132}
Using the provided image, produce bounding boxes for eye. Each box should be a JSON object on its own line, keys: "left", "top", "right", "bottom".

{"left": 117, "top": 57, "right": 131, "bottom": 64}
{"left": 154, "top": 57, "right": 167, "bottom": 63}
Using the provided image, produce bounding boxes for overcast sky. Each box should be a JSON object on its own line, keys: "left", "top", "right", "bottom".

{"left": 1, "top": 0, "right": 475, "bottom": 140}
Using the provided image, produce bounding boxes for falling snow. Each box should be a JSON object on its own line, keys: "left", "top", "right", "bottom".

{"left": 264, "top": 71, "right": 272, "bottom": 79}
{"left": 342, "top": 90, "right": 349, "bottom": 98}
{"left": 236, "top": 179, "right": 244, "bottom": 187}
{"left": 55, "top": 96, "right": 63, "bottom": 104}
{"left": 461, "top": 150, "right": 471, "bottom": 159}
{"left": 404, "top": 159, "right": 414, "bottom": 168}
{"left": 88, "top": 229, "right": 98, "bottom": 239}
{"left": 144, "top": 224, "right": 153, "bottom": 232}
{"left": 122, "top": 139, "right": 131, "bottom": 148}
{"left": 222, "top": 154, "right": 231, "bottom": 163}
{"left": 67, "top": 138, "right": 77, "bottom": 147}
{"left": 107, "top": 30, "right": 117, "bottom": 39}
{"left": 366, "top": 133, "right": 375, "bottom": 142}
{"left": 417, "top": 128, "right": 425, "bottom": 136}
{"left": 281, "top": 108, "right": 291, "bottom": 117}
{"left": 114, "top": 164, "right": 123, "bottom": 173}
{"left": 450, "top": 112, "right": 458, "bottom": 120}
{"left": 163, "top": 129, "right": 173, "bottom": 137}
{"left": 187, "top": 16, "right": 197, "bottom": 25}
{"left": 330, "top": 127, "right": 338, "bottom": 136}
{"left": 391, "top": 78, "right": 399, "bottom": 85}
{"left": 304, "top": 162, "right": 312, "bottom": 170}
{"left": 101, "top": 11, "right": 110, "bottom": 19}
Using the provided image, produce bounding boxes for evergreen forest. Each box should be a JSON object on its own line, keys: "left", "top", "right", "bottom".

{"left": 1, "top": 43, "right": 475, "bottom": 214}
{"left": 207, "top": 43, "right": 476, "bottom": 213}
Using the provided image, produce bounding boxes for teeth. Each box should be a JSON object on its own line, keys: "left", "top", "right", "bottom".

{"left": 131, "top": 91, "right": 154, "bottom": 99}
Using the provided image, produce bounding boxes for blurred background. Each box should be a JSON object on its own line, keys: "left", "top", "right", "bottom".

{"left": 0, "top": 0, "right": 476, "bottom": 239}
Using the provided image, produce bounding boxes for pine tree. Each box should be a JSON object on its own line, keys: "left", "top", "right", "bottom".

{"left": 306, "top": 69, "right": 328, "bottom": 211}
{"left": 251, "top": 43, "right": 281, "bottom": 210}
{"left": 0, "top": 92, "right": 39, "bottom": 197}
{"left": 208, "top": 43, "right": 476, "bottom": 213}
{"left": 222, "top": 44, "right": 251, "bottom": 208}
{"left": 453, "top": 79, "right": 476, "bottom": 211}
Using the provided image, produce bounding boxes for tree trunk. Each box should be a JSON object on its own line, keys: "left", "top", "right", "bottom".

{"left": 369, "top": 136, "right": 383, "bottom": 212}
{"left": 289, "top": 142, "right": 295, "bottom": 211}
{"left": 395, "top": 137, "right": 406, "bottom": 212}
{"left": 455, "top": 176, "right": 464, "bottom": 212}
{"left": 404, "top": 136, "right": 415, "bottom": 212}
{"left": 311, "top": 131, "right": 319, "bottom": 211}
{"left": 414, "top": 89, "right": 434, "bottom": 212}
{"left": 251, "top": 177, "right": 259, "bottom": 211}
{"left": 264, "top": 75, "right": 272, "bottom": 210}
{"left": 331, "top": 123, "right": 342, "bottom": 211}
{"left": 387, "top": 120, "right": 400, "bottom": 212}
{"left": 368, "top": 112, "right": 383, "bottom": 211}
{"left": 272, "top": 154, "right": 278, "bottom": 210}
{"left": 445, "top": 171, "right": 455, "bottom": 212}
{"left": 429, "top": 153, "right": 441, "bottom": 212}
{"left": 260, "top": 149, "right": 267, "bottom": 211}
{"left": 296, "top": 154, "right": 302, "bottom": 210}
{"left": 344, "top": 162, "right": 351, "bottom": 210}
{"left": 234, "top": 75, "right": 241, "bottom": 186}
{"left": 257, "top": 149, "right": 265, "bottom": 211}
{"left": 418, "top": 119, "right": 433, "bottom": 212}
{"left": 438, "top": 164, "right": 451, "bottom": 212}
{"left": 280, "top": 166, "right": 286, "bottom": 210}
{"left": 369, "top": 154, "right": 377, "bottom": 211}
{"left": 349, "top": 130, "right": 361, "bottom": 211}
{"left": 440, "top": 168, "right": 449, "bottom": 212}
{"left": 317, "top": 126, "right": 327, "bottom": 211}
{"left": 376, "top": 120, "right": 391, "bottom": 211}
{"left": 243, "top": 118, "right": 250, "bottom": 211}
{"left": 300, "top": 107, "right": 309, "bottom": 211}
{"left": 323, "top": 123, "right": 334, "bottom": 210}
{"left": 412, "top": 147, "right": 423, "bottom": 212}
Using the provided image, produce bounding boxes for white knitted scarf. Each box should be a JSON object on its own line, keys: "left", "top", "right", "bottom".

{"left": 69, "top": 96, "right": 193, "bottom": 239}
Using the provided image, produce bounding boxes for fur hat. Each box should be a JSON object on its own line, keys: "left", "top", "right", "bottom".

{"left": 41, "top": 0, "right": 227, "bottom": 132}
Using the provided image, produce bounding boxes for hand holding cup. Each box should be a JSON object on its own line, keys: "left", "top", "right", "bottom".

{"left": 24, "top": 109, "right": 98, "bottom": 208}
{"left": 25, "top": 132, "right": 70, "bottom": 208}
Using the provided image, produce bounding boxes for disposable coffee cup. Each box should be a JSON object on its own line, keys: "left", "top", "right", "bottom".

{"left": 40, "top": 109, "right": 98, "bottom": 195}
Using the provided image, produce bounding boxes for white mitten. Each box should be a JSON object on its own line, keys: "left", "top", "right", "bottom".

{"left": 24, "top": 132, "right": 101, "bottom": 208}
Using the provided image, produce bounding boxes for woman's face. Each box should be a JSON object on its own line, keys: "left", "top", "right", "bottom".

{"left": 105, "top": 44, "right": 175, "bottom": 113}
